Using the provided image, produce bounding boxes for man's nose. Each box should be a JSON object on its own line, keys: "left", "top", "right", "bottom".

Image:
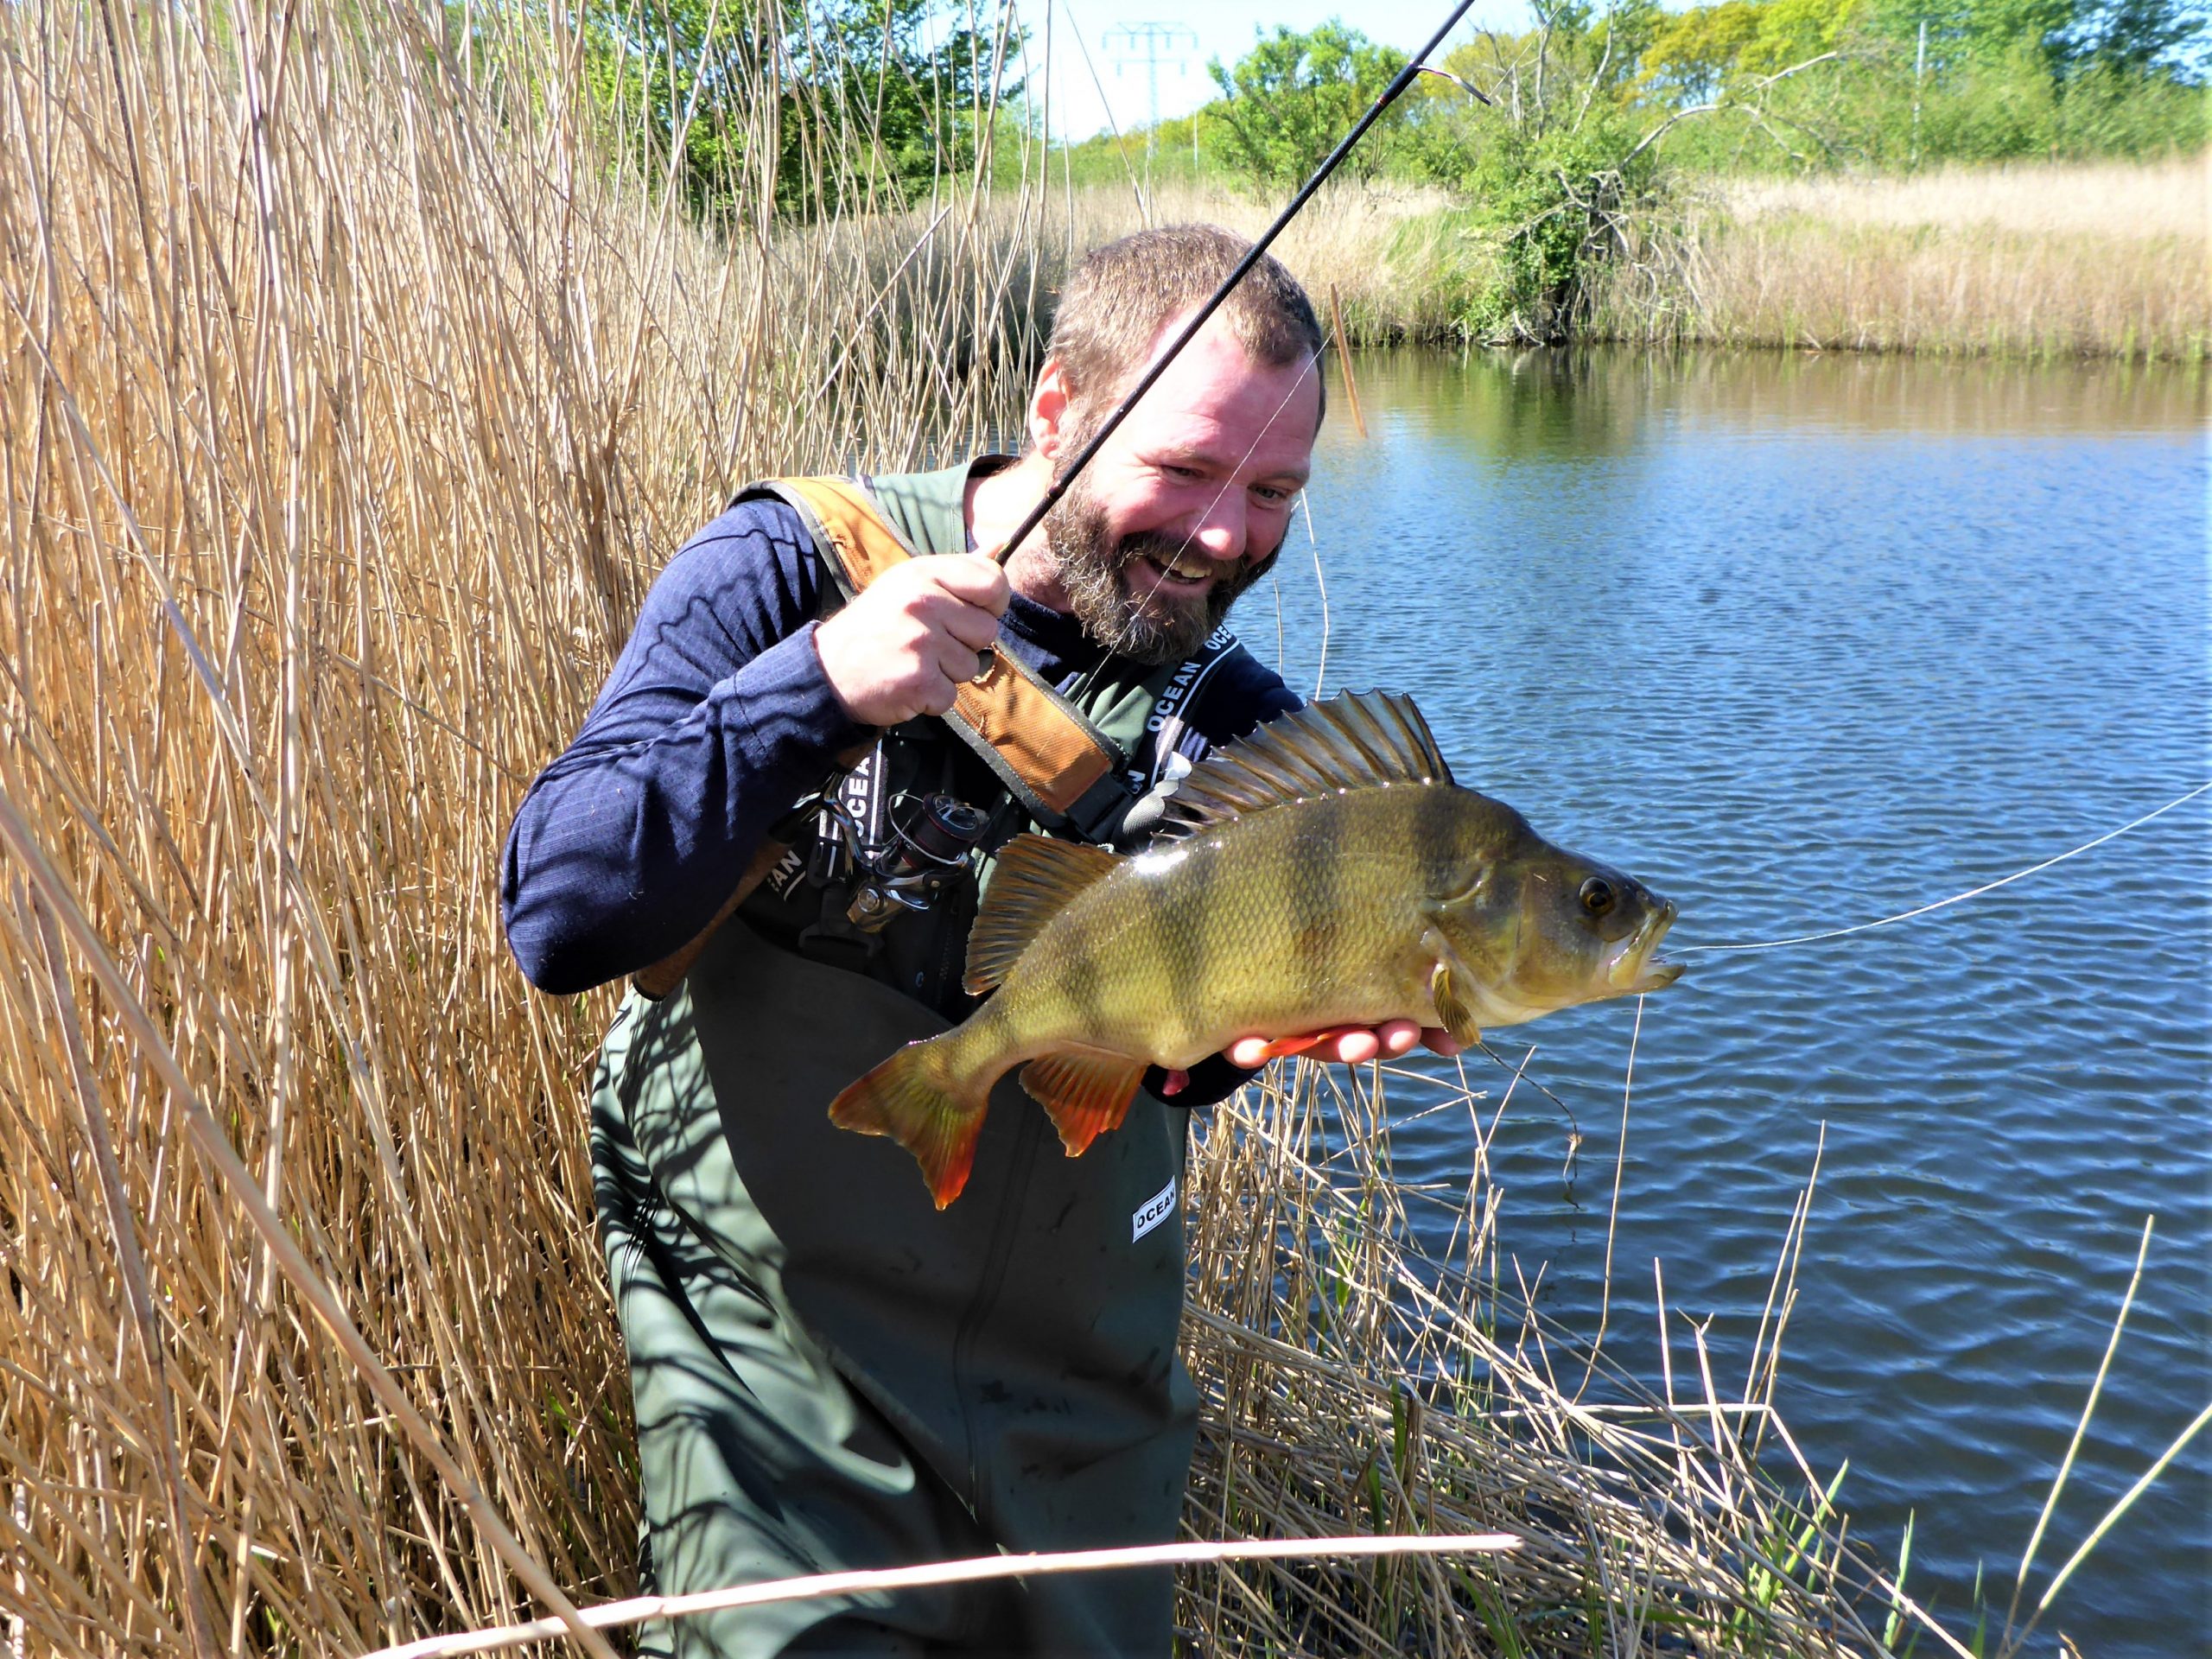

{"left": 1187, "top": 493, "right": 1248, "bottom": 564}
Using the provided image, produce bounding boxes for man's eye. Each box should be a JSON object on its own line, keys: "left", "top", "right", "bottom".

{"left": 1254, "top": 486, "right": 1297, "bottom": 505}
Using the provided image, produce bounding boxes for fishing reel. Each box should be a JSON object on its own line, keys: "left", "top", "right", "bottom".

{"left": 813, "top": 786, "right": 991, "bottom": 934}
{"left": 847, "top": 792, "right": 991, "bottom": 931}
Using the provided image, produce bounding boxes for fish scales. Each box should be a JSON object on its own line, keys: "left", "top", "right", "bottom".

{"left": 828, "top": 692, "right": 1682, "bottom": 1208}
{"left": 979, "top": 790, "right": 1464, "bottom": 1071}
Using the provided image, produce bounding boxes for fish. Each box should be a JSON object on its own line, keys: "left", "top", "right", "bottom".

{"left": 828, "top": 691, "right": 1683, "bottom": 1208}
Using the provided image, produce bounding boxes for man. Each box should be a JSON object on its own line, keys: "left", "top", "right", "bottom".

{"left": 502, "top": 226, "right": 1449, "bottom": 1657}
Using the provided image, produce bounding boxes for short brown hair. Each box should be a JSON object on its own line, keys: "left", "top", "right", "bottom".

{"left": 1045, "top": 225, "right": 1325, "bottom": 428}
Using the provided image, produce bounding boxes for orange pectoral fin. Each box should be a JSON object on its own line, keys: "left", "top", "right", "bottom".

{"left": 1018, "top": 1051, "right": 1148, "bottom": 1158}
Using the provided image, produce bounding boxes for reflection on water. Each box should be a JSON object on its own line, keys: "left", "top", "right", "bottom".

{"left": 1341, "top": 344, "right": 2202, "bottom": 456}
{"left": 1268, "top": 346, "right": 2208, "bottom": 1656}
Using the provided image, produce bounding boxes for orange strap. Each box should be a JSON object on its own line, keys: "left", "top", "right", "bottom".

{"left": 777, "top": 475, "right": 1118, "bottom": 819}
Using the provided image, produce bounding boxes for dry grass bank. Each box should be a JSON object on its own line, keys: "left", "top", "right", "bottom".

{"left": 0, "top": 0, "right": 1918, "bottom": 1653}
{"left": 1068, "top": 159, "right": 2210, "bottom": 360}
{"left": 1044, "top": 175, "right": 1476, "bottom": 342}
{"left": 1605, "top": 152, "right": 2212, "bottom": 358}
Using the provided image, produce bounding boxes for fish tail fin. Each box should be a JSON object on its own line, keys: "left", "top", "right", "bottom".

{"left": 829, "top": 1033, "right": 999, "bottom": 1210}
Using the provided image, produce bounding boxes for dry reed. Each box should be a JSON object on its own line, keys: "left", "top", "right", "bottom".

{"left": 1602, "top": 152, "right": 2212, "bottom": 359}
{"left": 1031, "top": 176, "right": 1477, "bottom": 343}
{"left": 1174, "top": 1056, "right": 1923, "bottom": 1656}
{"left": 0, "top": 0, "right": 1924, "bottom": 1652}
{"left": 0, "top": 0, "right": 1046, "bottom": 1647}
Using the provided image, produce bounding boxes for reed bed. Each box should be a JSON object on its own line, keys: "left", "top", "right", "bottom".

{"left": 1602, "top": 152, "right": 2212, "bottom": 359}
{"left": 0, "top": 0, "right": 1917, "bottom": 1652}
{"left": 1178, "top": 1056, "right": 1916, "bottom": 1656}
{"left": 0, "top": 0, "right": 1047, "bottom": 1648}
{"left": 1028, "top": 176, "right": 1477, "bottom": 345}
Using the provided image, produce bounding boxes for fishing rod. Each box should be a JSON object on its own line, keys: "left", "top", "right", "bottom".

{"left": 991, "top": 0, "right": 1489, "bottom": 568}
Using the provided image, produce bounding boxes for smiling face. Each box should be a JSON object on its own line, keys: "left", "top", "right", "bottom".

{"left": 1035, "top": 315, "right": 1321, "bottom": 664}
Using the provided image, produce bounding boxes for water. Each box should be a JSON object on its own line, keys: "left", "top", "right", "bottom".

{"left": 1267, "top": 347, "right": 2209, "bottom": 1655}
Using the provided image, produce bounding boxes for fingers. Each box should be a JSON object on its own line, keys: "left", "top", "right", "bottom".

{"left": 1373, "top": 1019, "right": 1421, "bottom": 1058}
{"left": 1324, "top": 1029, "right": 1383, "bottom": 1065}
{"left": 1226, "top": 1020, "right": 1439, "bottom": 1071}
{"left": 931, "top": 552, "right": 1012, "bottom": 616}
{"left": 814, "top": 556, "right": 1013, "bottom": 728}
{"left": 918, "top": 585, "right": 1006, "bottom": 653}
{"left": 1419, "top": 1026, "right": 1466, "bottom": 1058}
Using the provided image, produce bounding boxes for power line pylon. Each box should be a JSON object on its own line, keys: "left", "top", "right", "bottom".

{"left": 1103, "top": 22, "right": 1198, "bottom": 163}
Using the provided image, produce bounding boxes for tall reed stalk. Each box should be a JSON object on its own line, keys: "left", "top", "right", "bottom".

{"left": 0, "top": 1, "right": 1924, "bottom": 1652}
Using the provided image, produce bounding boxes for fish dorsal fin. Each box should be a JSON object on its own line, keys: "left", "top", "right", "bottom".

{"left": 963, "top": 833, "right": 1120, "bottom": 995}
{"left": 1166, "top": 691, "right": 1453, "bottom": 832}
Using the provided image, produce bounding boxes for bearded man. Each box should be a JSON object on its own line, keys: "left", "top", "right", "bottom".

{"left": 502, "top": 226, "right": 1450, "bottom": 1658}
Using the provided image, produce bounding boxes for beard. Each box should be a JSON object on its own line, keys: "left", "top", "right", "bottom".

{"left": 1042, "top": 467, "right": 1268, "bottom": 668}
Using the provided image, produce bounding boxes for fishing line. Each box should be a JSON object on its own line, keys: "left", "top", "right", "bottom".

{"left": 1675, "top": 778, "right": 2212, "bottom": 957}
{"left": 1300, "top": 488, "right": 1331, "bottom": 699}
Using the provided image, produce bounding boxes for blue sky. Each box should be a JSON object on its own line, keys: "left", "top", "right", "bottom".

{"left": 1001, "top": 1, "right": 1536, "bottom": 140}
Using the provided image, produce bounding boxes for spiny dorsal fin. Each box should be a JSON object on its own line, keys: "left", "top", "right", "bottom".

{"left": 1166, "top": 691, "right": 1452, "bottom": 833}
{"left": 963, "top": 834, "right": 1119, "bottom": 995}
{"left": 1020, "top": 1050, "right": 1147, "bottom": 1157}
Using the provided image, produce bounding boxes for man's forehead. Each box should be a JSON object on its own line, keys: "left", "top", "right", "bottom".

{"left": 1116, "top": 314, "right": 1320, "bottom": 445}
{"left": 1130, "top": 306, "right": 1310, "bottom": 386}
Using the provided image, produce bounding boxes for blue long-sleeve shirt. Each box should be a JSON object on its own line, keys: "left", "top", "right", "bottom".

{"left": 502, "top": 494, "right": 1298, "bottom": 998}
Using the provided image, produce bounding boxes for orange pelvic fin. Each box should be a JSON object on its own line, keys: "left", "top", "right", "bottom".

{"left": 1019, "top": 1050, "right": 1147, "bottom": 1157}
{"left": 828, "top": 1037, "right": 991, "bottom": 1210}
{"left": 1251, "top": 1026, "right": 1372, "bottom": 1061}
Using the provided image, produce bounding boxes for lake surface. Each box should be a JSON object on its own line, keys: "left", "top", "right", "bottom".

{"left": 1268, "top": 347, "right": 2208, "bottom": 1655}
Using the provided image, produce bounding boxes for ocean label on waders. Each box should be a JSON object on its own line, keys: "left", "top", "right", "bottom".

{"left": 1132, "top": 1176, "right": 1177, "bottom": 1243}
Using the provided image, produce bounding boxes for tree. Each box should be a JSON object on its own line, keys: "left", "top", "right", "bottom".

{"left": 2061, "top": 0, "right": 2209, "bottom": 73}
{"left": 582, "top": 0, "right": 1021, "bottom": 219}
{"left": 1206, "top": 22, "right": 1411, "bottom": 191}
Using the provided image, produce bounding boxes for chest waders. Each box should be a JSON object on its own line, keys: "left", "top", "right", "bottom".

{"left": 592, "top": 464, "right": 1256, "bottom": 1657}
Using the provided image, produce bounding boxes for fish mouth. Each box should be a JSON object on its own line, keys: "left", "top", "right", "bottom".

{"left": 1611, "top": 899, "right": 1683, "bottom": 993}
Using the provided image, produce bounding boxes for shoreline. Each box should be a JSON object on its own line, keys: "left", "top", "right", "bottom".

{"left": 1062, "top": 155, "right": 2209, "bottom": 362}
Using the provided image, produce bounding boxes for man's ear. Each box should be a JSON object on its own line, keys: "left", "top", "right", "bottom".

{"left": 1027, "top": 358, "right": 1077, "bottom": 458}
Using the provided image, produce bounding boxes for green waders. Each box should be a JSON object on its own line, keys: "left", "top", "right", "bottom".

{"left": 591, "top": 465, "right": 1216, "bottom": 1658}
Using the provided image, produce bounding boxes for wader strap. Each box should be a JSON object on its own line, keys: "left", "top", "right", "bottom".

{"left": 753, "top": 475, "right": 1133, "bottom": 829}
{"left": 635, "top": 475, "right": 1139, "bottom": 997}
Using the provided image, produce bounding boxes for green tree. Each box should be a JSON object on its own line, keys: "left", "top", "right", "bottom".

{"left": 2061, "top": 0, "right": 2209, "bottom": 72}
{"left": 582, "top": 0, "right": 1020, "bottom": 219}
{"left": 1409, "top": 4, "right": 1673, "bottom": 340}
{"left": 1640, "top": 1, "right": 1768, "bottom": 100}
{"left": 1206, "top": 22, "right": 1411, "bottom": 191}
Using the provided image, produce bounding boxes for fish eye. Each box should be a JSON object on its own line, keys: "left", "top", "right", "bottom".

{"left": 1579, "top": 877, "right": 1617, "bottom": 918}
